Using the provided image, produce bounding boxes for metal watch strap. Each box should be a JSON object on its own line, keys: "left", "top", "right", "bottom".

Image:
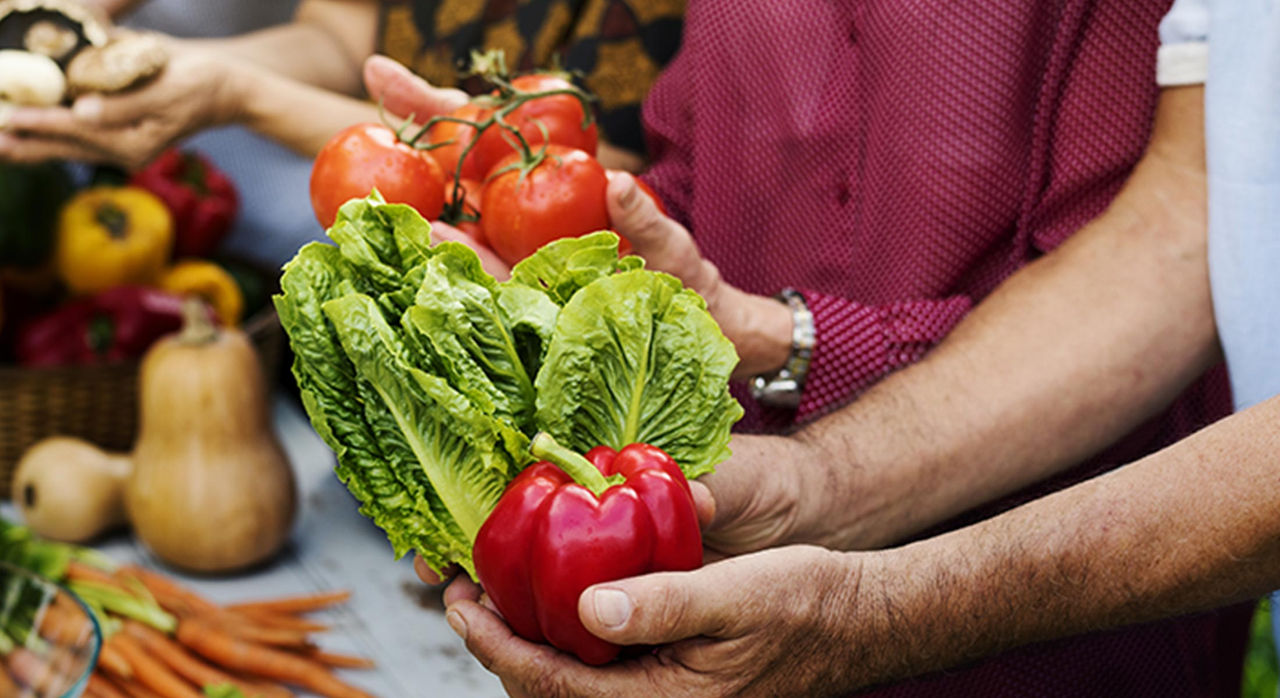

{"left": 749, "top": 288, "right": 815, "bottom": 408}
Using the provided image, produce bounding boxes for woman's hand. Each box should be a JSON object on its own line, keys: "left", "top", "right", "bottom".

{"left": 0, "top": 40, "right": 243, "bottom": 169}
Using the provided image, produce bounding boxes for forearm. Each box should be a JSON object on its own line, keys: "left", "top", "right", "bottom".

{"left": 844, "top": 395, "right": 1280, "bottom": 689}
{"left": 224, "top": 59, "right": 379, "bottom": 157}
{"left": 191, "top": 0, "right": 377, "bottom": 95}
{"left": 795, "top": 87, "right": 1217, "bottom": 548}
{"left": 83, "top": 0, "right": 145, "bottom": 19}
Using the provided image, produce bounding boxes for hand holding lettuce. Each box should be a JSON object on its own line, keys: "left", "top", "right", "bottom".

{"left": 274, "top": 193, "right": 743, "bottom": 651}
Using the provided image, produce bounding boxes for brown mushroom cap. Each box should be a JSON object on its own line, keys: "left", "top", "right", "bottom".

{"left": 65, "top": 30, "right": 167, "bottom": 94}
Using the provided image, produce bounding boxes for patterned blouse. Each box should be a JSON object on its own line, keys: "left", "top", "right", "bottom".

{"left": 378, "top": 0, "right": 684, "bottom": 154}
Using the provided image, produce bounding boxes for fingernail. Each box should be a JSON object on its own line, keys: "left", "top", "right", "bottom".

{"left": 590, "top": 588, "right": 633, "bottom": 629}
{"left": 73, "top": 96, "right": 102, "bottom": 121}
{"left": 446, "top": 609, "right": 468, "bottom": 640}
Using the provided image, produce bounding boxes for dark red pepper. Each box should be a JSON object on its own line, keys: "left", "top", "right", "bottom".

{"left": 16, "top": 286, "right": 187, "bottom": 366}
{"left": 473, "top": 433, "right": 702, "bottom": 665}
{"left": 131, "top": 149, "right": 238, "bottom": 259}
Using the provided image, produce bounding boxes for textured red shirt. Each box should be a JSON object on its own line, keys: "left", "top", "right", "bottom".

{"left": 642, "top": 0, "right": 1246, "bottom": 695}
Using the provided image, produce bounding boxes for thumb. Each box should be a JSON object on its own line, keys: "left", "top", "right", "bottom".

{"left": 364, "top": 54, "right": 468, "bottom": 121}
{"left": 606, "top": 171, "right": 678, "bottom": 251}
{"left": 578, "top": 563, "right": 743, "bottom": 646}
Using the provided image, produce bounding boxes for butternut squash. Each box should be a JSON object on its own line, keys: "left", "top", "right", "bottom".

{"left": 13, "top": 436, "right": 131, "bottom": 543}
{"left": 126, "top": 299, "right": 296, "bottom": 573}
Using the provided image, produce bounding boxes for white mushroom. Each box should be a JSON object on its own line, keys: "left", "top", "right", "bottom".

{"left": 23, "top": 18, "right": 77, "bottom": 59}
{"left": 0, "top": 49, "right": 65, "bottom": 106}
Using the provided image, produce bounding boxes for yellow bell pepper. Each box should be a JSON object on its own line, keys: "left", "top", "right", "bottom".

{"left": 55, "top": 186, "right": 173, "bottom": 295}
{"left": 157, "top": 259, "right": 244, "bottom": 326}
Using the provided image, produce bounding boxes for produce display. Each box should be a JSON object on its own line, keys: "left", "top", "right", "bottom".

{"left": 0, "top": 518, "right": 374, "bottom": 698}
{"left": 307, "top": 50, "right": 659, "bottom": 267}
{"left": 0, "top": 150, "right": 254, "bottom": 366}
{"left": 130, "top": 149, "right": 239, "bottom": 260}
{"left": 15, "top": 300, "right": 296, "bottom": 573}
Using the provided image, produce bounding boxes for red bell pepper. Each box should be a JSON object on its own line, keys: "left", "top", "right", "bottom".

{"left": 16, "top": 286, "right": 187, "bottom": 366}
{"left": 131, "top": 149, "right": 238, "bottom": 259}
{"left": 473, "top": 433, "right": 702, "bottom": 665}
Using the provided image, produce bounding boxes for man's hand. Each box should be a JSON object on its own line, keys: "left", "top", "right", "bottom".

{"left": 0, "top": 42, "right": 239, "bottom": 169}
{"left": 443, "top": 546, "right": 867, "bottom": 697}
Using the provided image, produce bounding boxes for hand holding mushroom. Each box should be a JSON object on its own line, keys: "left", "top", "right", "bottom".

{"left": 0, "top": 0, "right": 185, "bottom": 168}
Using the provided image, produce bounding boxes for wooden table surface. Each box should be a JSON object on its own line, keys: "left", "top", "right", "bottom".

{"left": 5, "top": 398, "right": 506, "bottom": 697}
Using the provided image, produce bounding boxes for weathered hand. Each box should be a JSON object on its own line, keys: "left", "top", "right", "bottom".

{"left": 0, "top": 41, "right": 238, "bottom": 169}
{"left": 443, "top": 545, "right": 865, "bottom": 697}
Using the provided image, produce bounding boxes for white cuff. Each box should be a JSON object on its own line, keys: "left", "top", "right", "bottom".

{"left": 1157, "top": 42, "right": 1209, "bottom": 86}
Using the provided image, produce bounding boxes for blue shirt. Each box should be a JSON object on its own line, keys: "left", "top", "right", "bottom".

{"left": 1159, "top": 0, "right": 1280, "bottom": 411}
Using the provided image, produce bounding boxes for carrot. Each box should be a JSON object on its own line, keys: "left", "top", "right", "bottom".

{"left": 297, "top": 648, "right": 376, "bottom": 670}
{"left": 123, "top": 622, "right": 294, "bottom": 698}
{"left": 192, "top": 615, "right": 313, "bottom": 649}
{"left": 225, "top": 591, "right": 351, "bottom": 616}
{"left": 235, "top": 610, "right": 330, "bottom": 633}
{"left": 67, "top": 561, "right": 131, "bottom": 592}
{"left": 6, "top": 648, "right": 52, "bottom": 691}
{"left": 177, "top": 619, "right": 374, "bottom": 698}
{"left": 96, "top": 641, "right": 133, "bottom": 680}
{"left": 37, "top": 602, "right": 95, "bottom": 645}
{"left": 119, "top": 566, "right": 219, "bottom": 615}
{"left": 108, "top": 633, "right": 203, "bottom": 698}
{"left": 0, "top": 659, "right": 19, "bottom": 698}
{"left": 88, "top": 673, "right": 131, "bottom": 698}
{"left": 114, "top": 678, "right": 166, "bottom": 698}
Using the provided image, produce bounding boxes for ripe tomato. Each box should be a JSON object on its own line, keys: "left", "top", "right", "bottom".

{"left": 310, "top": 123, "right": 446, "bottom": 228}
{"left": 471, "top": 74, "right": 598, "bottom": 181}
{"left": 481, "top": 146, "right": 609, "bottom": 265}
{"left": 425, "top": 103, "right": 491, "bottom": 181}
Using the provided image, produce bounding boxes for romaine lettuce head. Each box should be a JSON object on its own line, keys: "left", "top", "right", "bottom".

{"left": 275, "top": 196, "right": 742, "bottom": 575}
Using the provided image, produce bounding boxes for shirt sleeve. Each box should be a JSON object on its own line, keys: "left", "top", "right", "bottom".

{"left": 794, "top": 290, "right": 972, "bottom": 423}
{"left": 1157, "top": 0, "right": 1210, "bottom": 86}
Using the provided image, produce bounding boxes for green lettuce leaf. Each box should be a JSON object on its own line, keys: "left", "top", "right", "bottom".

{"left": 324, "top": 293, "right": 518, "bottom": 577}
{"left": 534, "top": 269, "right": 743, "bottom": 478}
{"left": 406, "top": 242, "right": 538, "bottom": 431}
{"left": 276, "top": 243, "right": 426, "bottom": 557}
{"left": 505, "top": 231, "right": 641, "bottom": 306}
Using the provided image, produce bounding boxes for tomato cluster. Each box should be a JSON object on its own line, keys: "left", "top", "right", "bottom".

{"left": 309, "top": 71, "right": 624, "bottom": 267}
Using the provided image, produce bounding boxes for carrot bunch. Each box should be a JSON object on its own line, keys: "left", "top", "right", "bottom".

{"left": 68, "top": 563, "right": 375, "bottom": 698}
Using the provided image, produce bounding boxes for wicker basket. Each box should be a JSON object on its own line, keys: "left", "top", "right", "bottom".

{"left": 0, "top": 307, "right": 284, "bottom": 499}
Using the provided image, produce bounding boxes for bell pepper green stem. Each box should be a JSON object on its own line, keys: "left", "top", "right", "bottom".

{"left": 530, "top": 433, "right": 622, "bottom": 497}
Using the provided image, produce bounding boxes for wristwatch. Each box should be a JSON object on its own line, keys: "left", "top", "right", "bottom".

{"left": 750, "top": 288, "right": 815, "bottom": 408}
